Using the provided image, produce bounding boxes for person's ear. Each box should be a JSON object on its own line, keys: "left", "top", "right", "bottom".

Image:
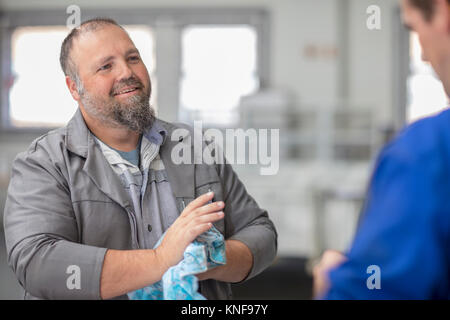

{"left": 432, "top": 0, "right": 450, "bottom": 33}
{"left": 65, "top": 76, "right": 81, "bottom": 101}
{"left": 447, "top": 0, "right": 450, "bottom": 33}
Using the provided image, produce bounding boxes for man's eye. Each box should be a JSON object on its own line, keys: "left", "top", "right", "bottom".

{"left": 128, "top": 56, "right": 140, "bottom": 62}
{"left": 99, "top": 64, "right": 111, "bottom": 71}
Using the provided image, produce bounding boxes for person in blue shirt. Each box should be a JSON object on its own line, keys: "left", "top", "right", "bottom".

{"left": 313, "top": 0, "right": 450, "bottom": 300}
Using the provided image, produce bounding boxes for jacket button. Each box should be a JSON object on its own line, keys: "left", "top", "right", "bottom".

{"left": 147, "top": 224, "right": 152, "bottom": 232}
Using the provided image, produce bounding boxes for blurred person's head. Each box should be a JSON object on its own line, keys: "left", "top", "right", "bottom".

{"left": 60, "top": 18, "right": 154, "bottom": 133}
{"left": 401, "top": 0, "right": 450, "bottom": 96}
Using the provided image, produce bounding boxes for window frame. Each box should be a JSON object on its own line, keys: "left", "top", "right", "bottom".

{"left": 0, "top": 7, "right": 270, "bottom": 134}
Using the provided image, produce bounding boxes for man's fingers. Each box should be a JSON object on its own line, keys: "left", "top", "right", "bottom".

{"left": 184, "top": 211, "right": 224, "bottom": 243}
{"left": 182, "top": 192, "right": 215, "bottom": 215}
{"left": 191, "top": 211, "right": 224, "bottom": 226}
{"left": 312, "top": 250, "right": 348, "bottom": 299}
{"left": 321, "top": 250, "right": 347, "bottom": 268}
{"left": 193, "top": 201, "right": 224, "bottom": 216}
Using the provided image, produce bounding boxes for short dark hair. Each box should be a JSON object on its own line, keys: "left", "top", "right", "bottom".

{"left": 59, "top": 17, "right": 123, "bottom": 80}
{"left": 409, "top": 0, "right": 450, "bottom": 21}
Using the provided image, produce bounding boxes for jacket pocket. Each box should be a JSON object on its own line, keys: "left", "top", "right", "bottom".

{"left": 194, "top": 181, "right": 225, "bottom": 235}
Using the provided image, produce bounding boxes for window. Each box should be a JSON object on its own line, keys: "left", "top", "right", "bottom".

{"left": 406, "top": 32, "right": 448, "bottom": 123}
{"left": 9, "top": 26, "right": 71, "bottom": 127}
{"left": 6, "top": 24, "right": 155, "bottom": 128}
{"left": 179, "top": 25, "right": 259, "bottom": 127}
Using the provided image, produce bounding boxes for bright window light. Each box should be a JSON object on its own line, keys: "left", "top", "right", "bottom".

{"left": 180, "top": 25, "right": 259, "bottom": 127}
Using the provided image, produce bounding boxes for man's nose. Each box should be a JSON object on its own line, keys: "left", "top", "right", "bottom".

{"left": 116, "top": 60, "right": 134, "bottom": 80}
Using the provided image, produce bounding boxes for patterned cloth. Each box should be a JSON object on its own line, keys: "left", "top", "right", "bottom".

{"left": 127, "top": 225, "right": 226, "bottom": 300}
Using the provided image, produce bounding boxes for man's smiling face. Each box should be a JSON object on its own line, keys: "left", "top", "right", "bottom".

{"left": 70, "top": 24, "right": 154, "bottom": 132}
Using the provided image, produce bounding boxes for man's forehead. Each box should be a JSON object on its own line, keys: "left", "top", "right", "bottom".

{"left": 71, "top": 25, "right": 136, "bottom": 63}
{"left": 74, "top": 24, "right": 131, "bottom": 49}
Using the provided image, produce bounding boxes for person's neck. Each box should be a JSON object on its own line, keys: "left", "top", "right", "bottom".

{"left": 79, "top": 106, "right": 141, "bottom": 152}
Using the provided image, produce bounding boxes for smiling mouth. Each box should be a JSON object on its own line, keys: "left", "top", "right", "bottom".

{"left": 113, "top": 86, "right": 141, "bottom": 96}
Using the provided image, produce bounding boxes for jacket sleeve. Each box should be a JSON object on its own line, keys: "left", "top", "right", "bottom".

{"left": 3, "top": 147, "right": 107, "bottom": 300}
{"left": 213, "top": 145, "right": 278, "bottom": 281}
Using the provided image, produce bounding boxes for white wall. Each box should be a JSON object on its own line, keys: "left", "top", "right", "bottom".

{"left": 347, "top": 0, "right": 399, "bottom": 126}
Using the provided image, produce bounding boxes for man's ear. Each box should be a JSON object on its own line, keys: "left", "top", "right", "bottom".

{"left": 433, "top": 0, "right": 450, "bottom": 33}
{"left": 447, "top": 0, "right": 450, "bottom": 33}
{"left": 65, "top": 76, "right": 81, "bottom": 101}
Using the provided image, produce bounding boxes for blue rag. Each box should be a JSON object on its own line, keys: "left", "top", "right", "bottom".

{"left": 127, "top": 225, "right": 226, "bottom": 300}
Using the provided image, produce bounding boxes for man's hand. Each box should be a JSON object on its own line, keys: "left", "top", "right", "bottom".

{"left": 100, "top": 192, "right": 224, "bottom": 299}
{"left": 312, "top": 250, "right": 348, "bottom": 299}
{"left": 155, "top": 192, "right": 225, "bottom": 270}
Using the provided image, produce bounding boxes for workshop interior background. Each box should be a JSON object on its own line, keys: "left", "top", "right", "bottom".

{"left": 0, "top": 0, "right": 447, "bottom": 299}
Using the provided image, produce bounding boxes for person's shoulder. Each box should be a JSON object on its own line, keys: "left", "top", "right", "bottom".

{"left": 371, "top": 110, "right": 450, "bottom": 255}
{"left": 154, "top": 118, "right": 194, "bottom": 137}
{"left": 15, "top": 126, "right": 67, "bottom": 163}
{"left": 400, "top": 108, "right": 450, "bottom": 140}
{"left": 154, "top": 118, "right": 213, "bottom": 144}
{"left": 381, "top": 109, "right": 450, "bottom": 166}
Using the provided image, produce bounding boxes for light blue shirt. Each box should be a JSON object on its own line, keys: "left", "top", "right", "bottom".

{"left": 110, "top": 135, "right": 142, "bottom": 167}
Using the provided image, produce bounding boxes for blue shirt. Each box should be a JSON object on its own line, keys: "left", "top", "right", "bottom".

{"left": 110, "top": 135, "right": 142, "bottom": 167}
{"left": 325, "top": 109, "right": 450, "bottom": 299}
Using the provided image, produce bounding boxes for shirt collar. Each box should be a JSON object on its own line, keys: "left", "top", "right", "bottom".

{"left": 66, "top": 109, "right": 170, "bottom": 158}
{"left": 143, "top": 119, "right": 167, "bottom": 146}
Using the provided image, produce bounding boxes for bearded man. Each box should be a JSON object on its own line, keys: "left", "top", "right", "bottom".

{"left": 3, "top": 18, "right": 277, "bottom": 300}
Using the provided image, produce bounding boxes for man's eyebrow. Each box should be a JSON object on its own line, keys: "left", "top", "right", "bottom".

{"left": 125, "top": 48, "right": 140, "bottom": 56}
{"left": 97, "top": 55, "right": 114, "bottom": 67}
{"left": 95, "top": 49, "right": 140, "bottom": 67}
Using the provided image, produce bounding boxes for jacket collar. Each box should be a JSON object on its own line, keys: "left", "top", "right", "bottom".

{"left": 151, "top": 119, "right": 195, "bottom": 199}
{"left": 65, "top": 108, "right": 90, "bottom": 158}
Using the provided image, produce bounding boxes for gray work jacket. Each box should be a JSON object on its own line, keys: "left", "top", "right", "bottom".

{"left": 3, "top": 109, "right": 278, "bottom": 300}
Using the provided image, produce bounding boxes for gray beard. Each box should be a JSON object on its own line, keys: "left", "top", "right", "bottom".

{"left": 79, "top": 86, "right": 155, "bottom": 133}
